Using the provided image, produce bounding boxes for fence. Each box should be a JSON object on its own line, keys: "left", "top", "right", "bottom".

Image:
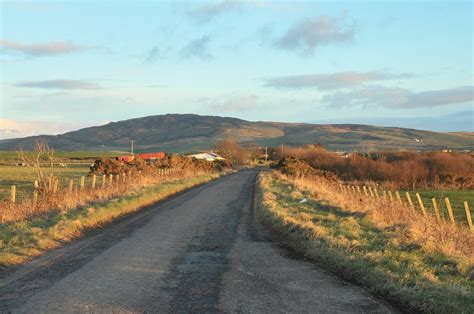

{"left": 338, "top": 183, "right": 473, "bottom": 231}
{"left": 1, "top": 167, "right": 192, "bottom": 223}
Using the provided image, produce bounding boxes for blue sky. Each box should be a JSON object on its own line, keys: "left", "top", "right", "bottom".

{"left": 0, "top": 0, "right": 473, "bottom": 139}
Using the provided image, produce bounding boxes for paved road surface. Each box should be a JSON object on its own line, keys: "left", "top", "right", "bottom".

{"left": 0, "top": 170, "right": 396, "bottom": 313}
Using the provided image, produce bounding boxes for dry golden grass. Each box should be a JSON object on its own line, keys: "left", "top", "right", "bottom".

{"left": 0, "top": 168, "right": 211, "bottom": 224}
{"left": 277, "top": 172, "right": 473, "bottom": 261}
{"left": 256, "top": 171, "right": 474, "bottom": 312}
{"left": 1, "top": 170, "right": 224, "bottom": 269}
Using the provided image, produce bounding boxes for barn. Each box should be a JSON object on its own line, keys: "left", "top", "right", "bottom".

{"left": 138, "top": 152, "right": 166, "bottom": 161}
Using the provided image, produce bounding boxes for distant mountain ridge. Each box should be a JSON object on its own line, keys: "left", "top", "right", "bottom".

{"left": 0, "top": 114, "right": 472, "bottom": 152}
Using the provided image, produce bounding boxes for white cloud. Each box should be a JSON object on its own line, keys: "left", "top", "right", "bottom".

{"left": 206, "top": 94, "right": 259, "bottom": 112}
{"left": 322, "top": 86, "right": 474, "bottom": 109}
{"left": 275, "top": 16, "right": 356, "bottom": 54}
{"left": 0, "top": 119, "right": 87, "bottom": 139}
{"left": 188, "top": 0, "right": 243, "bottom": 23}
{"left": 145, "top": 46, "right": 160, "bottom": 63}
{"left": 180, "top": 35, "right": 213, "bottom": 60}
{"left": 0, "top": 39, "right": 85, "bottom": 57}
{"left": 15, "top": 79, "right": 101, "bottom": 90}
{"left": 264, "top": 71, "right": 412, "bottom": 90}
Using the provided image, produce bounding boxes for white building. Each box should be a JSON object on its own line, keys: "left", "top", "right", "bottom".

{"left": 187, "top": 152, "right": 225, "bottom": 161}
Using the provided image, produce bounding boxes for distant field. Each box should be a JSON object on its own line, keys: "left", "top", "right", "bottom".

{"left": 0, "top": 164, "right": 91, "bottom": 200}
{"left": 405, "top": 190, "right": 473, "bottom": 225}
{"left": 0, "top": 150, "right": 126, "bottom": 161}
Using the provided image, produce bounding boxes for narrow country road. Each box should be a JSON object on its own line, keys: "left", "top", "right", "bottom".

{"left": 0, "top": 170, "right": 395, "bottom": 313}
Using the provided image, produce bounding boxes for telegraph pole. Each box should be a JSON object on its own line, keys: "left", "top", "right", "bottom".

{"left": 265, "top": 146, "right": 268, "bottom": 162}
{"left": 130, "top": 140, "right": 135, "bottom": 155}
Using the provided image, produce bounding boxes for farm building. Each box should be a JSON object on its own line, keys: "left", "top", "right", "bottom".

{"left": 137, "top": 152, "right": 166, "bottom": 160}
{"left": 187, "top": 152, "right": 224, "bottom": 162}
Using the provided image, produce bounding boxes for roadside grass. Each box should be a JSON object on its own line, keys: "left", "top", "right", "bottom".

{"left": 404, "top": 190, "right": 474, "bottom": 225}
{"left": 0, "top": 164, "right": 91, "bottom": 200}
{"left": 0, "top": 173, "right": 220, "bottom": 270}
{"left": 256, "top": 172, "right": 474, "bottom": 313}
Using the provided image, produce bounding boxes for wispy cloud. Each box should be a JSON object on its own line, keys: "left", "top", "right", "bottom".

{"left": 322, "top": 86, "right": 474, "bottom": 109}
{"left": 275, "top": 15, "right": 356, "bottom": 54}
{"left": 180, "top": 35, "right": 213, "bottom": 60}
{"left": 188, "top": 0, "right": 243, "bottom": 23}
{"left": 205, "top": 94, "right": 259, "bottom": 112}
{"left": 0, "top": 39, "right": 85, "bottom": 57}
{"left": 145, "top": 46, "right": 160, "bottom": 63}
{"left": 264, "top": 71, "right": 412, "bottom": 90}
{"left": 15, "top": 79, "right": 101, "bottom": 90}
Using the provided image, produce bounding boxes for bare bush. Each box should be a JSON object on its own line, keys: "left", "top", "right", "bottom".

{"left": 274, "top": 144, "right": 474, "bottom": 190}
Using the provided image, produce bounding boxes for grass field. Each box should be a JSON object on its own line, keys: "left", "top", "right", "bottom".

{"left": 0, "top": 150, "right": 125, "bottom": 161}
{"left": 0, "top": 150, "right": 126, "bottom": 200}
{"left": 404, "top": 190, "right": 474, "bottom": 226}
{"left": 257, "top": 173, "right": 474, "bottom": 313}
{"left": 0, "top": 164, "right": 91, "bottom": 200}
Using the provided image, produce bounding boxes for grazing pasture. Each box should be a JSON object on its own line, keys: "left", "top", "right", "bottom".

{"left": 0, "top": 164, "right": 91, "bottom": 200}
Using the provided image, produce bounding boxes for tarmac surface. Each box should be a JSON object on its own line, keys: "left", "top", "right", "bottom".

{"left": 0, "top": 170, "right": 396, "bottom": 313}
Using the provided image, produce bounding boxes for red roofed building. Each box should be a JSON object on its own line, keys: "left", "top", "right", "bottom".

{"left": 138, "top": 152, "right": 165, "bottom": 160}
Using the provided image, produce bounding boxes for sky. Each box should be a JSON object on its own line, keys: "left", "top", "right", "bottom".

{"left": 0, "top": 0, "right": 473, "bottom": 139}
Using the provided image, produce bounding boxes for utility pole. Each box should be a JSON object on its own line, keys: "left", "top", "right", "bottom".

{"left": 265, "top": 146, "right": 268, "bottom": 162}
{"left": 131, "top": 140, "right": 135, "bottom": 155}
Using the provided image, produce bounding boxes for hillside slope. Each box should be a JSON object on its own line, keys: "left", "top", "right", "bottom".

{"left": 0, "top": 114, "right": 472, "bottom": 152}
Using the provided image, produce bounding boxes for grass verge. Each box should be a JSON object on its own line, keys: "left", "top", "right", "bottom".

{"left": 0, "top": 172, "right": 221, "bottom": 270}
{"left": 256, "top": 172, "right": 474, "bottom": 313}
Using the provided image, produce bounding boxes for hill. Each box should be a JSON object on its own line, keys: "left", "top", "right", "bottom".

{"left": 0, "top": 114, "right": 472, "bottom": 152}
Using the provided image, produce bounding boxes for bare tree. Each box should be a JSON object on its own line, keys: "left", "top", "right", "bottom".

{"left": 17, "top": 141, "right": 57, "bottom": 191}
{"left": 215, "top": 138, "right": 249, "bottom": 166}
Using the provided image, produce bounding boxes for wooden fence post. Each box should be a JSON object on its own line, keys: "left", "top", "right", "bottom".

{"left": 68, "top": 179, "right": 74, "bottom": 193}
{"left": 11, "top": 185, "right": 16, "bottom": 204}
{"left": 116, "top": 174, "right": 120, "bottom": 185}
{"left": 444, "top": 197, "right": 456, "bottom": 226}
{"left": 362, "top": 186, "right": 368, "bottom": 196}
{"left": 109, "top": 174, "right": 113, "bottom": 186}
{"left": 415, "top": 193, "right": 427, "bottom": 216}
{"left": 80, "top": 176, "right": 85, "bottom": 190}
{"left": 388, "top": 191, "right": 394, "bottom": 202}
{"left": 395, "top": 191, "right": 402, "bottom": 204}
{"left": 373, "top": 188, "right": 380, "bottom": 199}
{"left": 382, "top": 191, "right": 387, "bottom": 201}
{"left": 431, "top": 198, "right": 441, "bottom": 223}
{"left": 368, "top": 186, "right": 374, "bottom": 198}
{"left": 53, "top": 179, "right": 58, "bottom": 194}
{"left": 356, "top": 186, "right": 361, "bottom": 195}
{"left": 102, "top": 174, "right": 106, "bottom": 188}
{"left": 463, "top": 201, "right": 472, "bottom": 231}
{"left": 33, "top": 180, "right": 39, "bottom": 205}
{"left": 405, "top": 192, "right": 414, "bottom": 209}
{"left": 92, "top": 175, "right": 97, "bottom": 189}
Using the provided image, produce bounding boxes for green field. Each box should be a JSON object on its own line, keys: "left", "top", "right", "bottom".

{"left": 0, "top": 150, "right": 126, "bottom": 200}
{"left": 404, "top": 190, "right": 473, "bottom": 226}
{"left": 0, "top": 150, "right": 125, "bottom": 161}
{"left": 0, "top": 164, "right": 91, "bottom": 200}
